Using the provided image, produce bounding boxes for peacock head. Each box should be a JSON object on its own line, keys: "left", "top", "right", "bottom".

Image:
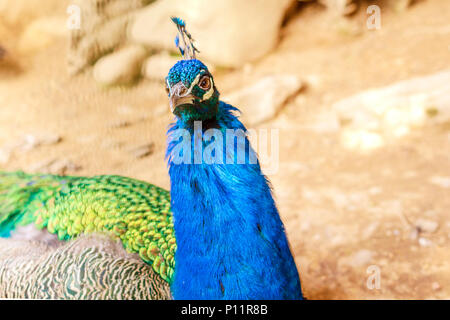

{"left": 166, "top": 59, "right": 219, "bottom": 121}
{"left": 165, "top": 17, "right": 220, "bottom": 122}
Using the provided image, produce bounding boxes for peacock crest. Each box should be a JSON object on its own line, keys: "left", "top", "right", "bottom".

{"left": 171, "top": 17, "right": 199, "bottom": 60}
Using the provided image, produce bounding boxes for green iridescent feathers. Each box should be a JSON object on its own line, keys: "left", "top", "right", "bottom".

{"left": 0, "top": 171, "right": 175, "bottom": 283}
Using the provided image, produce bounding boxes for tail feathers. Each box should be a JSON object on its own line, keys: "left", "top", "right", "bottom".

{"left": 0, "top": 171, "right": 57, "bottom": 237}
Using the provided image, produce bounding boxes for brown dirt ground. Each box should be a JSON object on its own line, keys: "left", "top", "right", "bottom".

{"left": 1, "top": 0, "right": 449, "bottom": 299}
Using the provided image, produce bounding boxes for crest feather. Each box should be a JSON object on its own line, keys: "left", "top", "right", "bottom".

{"left": 171, "top": 17, "right": 199, "bottom": 60}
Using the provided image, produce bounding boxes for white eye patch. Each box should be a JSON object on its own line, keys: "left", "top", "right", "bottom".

{"left": 203, "top": 77, "right": 214, "bottom": 100}
{"left": 189, "top": 73, "right": 201, "bottom": 90}
{"left": 190, "top": 72, "right": 214, "bottom": 100}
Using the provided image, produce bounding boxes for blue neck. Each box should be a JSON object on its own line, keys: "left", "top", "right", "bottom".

{"left": 166, "top": 102, "right": 303, "bottom": 299}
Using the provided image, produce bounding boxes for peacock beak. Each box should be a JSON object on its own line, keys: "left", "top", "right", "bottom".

{"left": 169, "top": 82, "right": 195, "bottom": 114}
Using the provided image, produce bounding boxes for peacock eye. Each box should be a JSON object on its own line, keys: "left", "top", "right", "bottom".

{"left": 198, "top": 76, "right": 211, "bottom": 90}
{"left": 165, "top": 86, "right": 170, "bottom": 95}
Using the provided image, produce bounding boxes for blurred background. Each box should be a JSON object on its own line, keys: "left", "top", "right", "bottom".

{"left": 0, "top": 0, "right": 449, "bottom": 299}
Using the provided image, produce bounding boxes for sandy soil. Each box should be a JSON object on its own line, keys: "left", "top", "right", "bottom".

{"left": 1, "top": 0, "right": 449, "bottom": 299}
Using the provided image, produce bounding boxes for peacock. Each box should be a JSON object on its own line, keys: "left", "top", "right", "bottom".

{"left": 0, "top": 18, "right": 303, "bottom": 300}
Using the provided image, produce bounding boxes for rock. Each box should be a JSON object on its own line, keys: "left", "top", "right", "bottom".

{"left": 340, "top": 110, "right": 380, "bottom": 131}
{"left": 340, "top": 249, "right": 374, "bottom": 267}
{"left": 20, "top": 133, "right": 62, "bottom": 151}
{"left": 298, "top": 0, "right": 357, "bottom": 15}
{"left": 409, "top": 227, "right": 419, "bottom": 240}
{"left": 333, "top": 70, "right": 450, "bottom": 151}
{"left": 30, "top": 159, "right": 81, "bottom": 175}
{"left": 418, "top": 237, "right": 432, "bottom": 247}
{"left": 223, "top": 75, "right": 303, "bottom": 126}
{"left": 0, "top": 0, "right": 64, "bottom": 25}
{"left": 340, "top": 129, "right": 384, "bottom": 152}
{"left": 129, "top": 0, "right": 294, "bottom": 67}
{"left": 382, "top": 99, "right": 427, "bottom": 131}
{"left": 429, "top": 176, "right": 450, "bottom": 188}
{"left": 383, "top": 200, "right": 404, "bottom": 216}
{"left": 243, "top": 63, "right": 254, "bottom": 76}
{"left": 431, "top": 282, "right": 441, "bottom": 291}
{"left": 334, "top": 18, "right": 363, "bottom": 37}
{"left": 318, "top": 0, "right": 357, "bottom": 15}
{"left": 306, "top": 111, "right": 341, "bottom": 133}
{"left": 108, "top": 120, "right": 132, "bottom": 129}
{"left": 117, "top": 105, "right": 135, "bottom": 115}
{"left": 129, "top": 143, "right": 154, "bottom": 159}
{"left": 362, "top": 222, "right": 379, "bottom": 240}
{"left": 368, "top": 187, "right": 382, "bottom": 195}
{"left": 0, "top": 134, "right": 61, "bottom": 164}
{"left": 335, "top": 71, "right": 450, "bottom": 126}
{"left": 392, "top": 0, "right": 412, "bottom": 13}
{"left": 101, "top": 140, "right": 123, "bottom": 150}
{"left": 415, "top": 219, "right": 439, "bottom": 233}
{"left": 142, "top": 53, "right": 179, "bottom": 81}
{"left": 68, "top": 0, "right": 152, "bottom": 74}
{"left": 69, "top": 15, "right": 130, "bottom": 75}
{"left": 49, "top": 160, "right": 81, "bottom": 175}
{"left": 93, "top": 45, "right": 148, "bottom": 85}
{"left": 18, "top": 16, "right": 68, "bottom": 53}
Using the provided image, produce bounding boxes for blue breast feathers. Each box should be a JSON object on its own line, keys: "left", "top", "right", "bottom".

{"left": 166, "top": 101, "right": 303, "bottom": 299}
